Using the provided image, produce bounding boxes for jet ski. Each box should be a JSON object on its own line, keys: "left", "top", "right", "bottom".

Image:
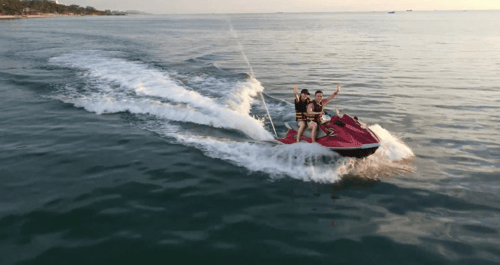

{"left": 276, "top": 111, "right": 380, "bottom": 158}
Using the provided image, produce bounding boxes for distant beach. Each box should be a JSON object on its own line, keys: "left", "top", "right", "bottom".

{"left": 0, "top": 14, "right": 87, "bottom": 19}
{"left": 0, "top": 14, "right": 98, "bottom": 19}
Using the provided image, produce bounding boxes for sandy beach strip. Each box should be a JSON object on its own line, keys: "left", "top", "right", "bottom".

{"left": 0, "top": 14, "right": 97, "bottom": 20}
{"left": 0, "top": 15, "right": 20, "bottom": 19}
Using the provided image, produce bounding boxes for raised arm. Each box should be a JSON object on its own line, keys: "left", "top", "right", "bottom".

{"left": 294, "top": 86, "right": 299, "bottom": 102}
{"left": 323, "top": 83, "right": 341, "bottom": 104}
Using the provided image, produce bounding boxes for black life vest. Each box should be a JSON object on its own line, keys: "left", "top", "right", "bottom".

{"left": 308, "top": 100, "right": 324, "bottom": 123}
{"left": 295, "top": 98, "right": 309, "bottom": 121}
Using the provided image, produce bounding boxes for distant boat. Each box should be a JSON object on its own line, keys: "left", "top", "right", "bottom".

{"left": 406, "top": 10, "right": 412, "bottom": 12}
{"left": 388, "top": 11, "right": 395, "bottom": 14}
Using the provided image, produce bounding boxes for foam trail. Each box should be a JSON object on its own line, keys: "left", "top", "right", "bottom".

{"left": 148, "top": 127, "right": 346, "bottom": 183}
{"left": 141, "top": 114, "right": 414, "bottom": 183}
{"left": 49, "top": 51, "right": 415, "bottom": 183}
{"left": 57, "top": 96, "right": 226, "bottom": 127}
{"left": 140, "top": 118, "right": 415, "bottom": 182}
{"left": 49, "top": 51, "right": 274, "bottom": 141}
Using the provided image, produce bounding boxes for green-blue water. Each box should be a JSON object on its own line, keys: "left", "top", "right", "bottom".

{"left": 1, "top": 11, "right": 499, "bottom": 264}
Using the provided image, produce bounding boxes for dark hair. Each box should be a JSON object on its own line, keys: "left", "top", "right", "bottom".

{"left": 315, "top": 90, "right": 323, "bottom": 95}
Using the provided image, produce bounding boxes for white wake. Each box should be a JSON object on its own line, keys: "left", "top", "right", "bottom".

{"left": 49, "top": 51, "right": 415, "bottom": 183}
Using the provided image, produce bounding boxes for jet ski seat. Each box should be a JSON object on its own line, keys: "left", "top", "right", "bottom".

{"left": 284, "top": 121, "right": 328, "bottom": 139}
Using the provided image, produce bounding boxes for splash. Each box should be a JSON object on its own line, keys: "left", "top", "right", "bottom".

{"left": 227, "top": 18, "right": 277, "bottom": 136}
{"left": 49, "top": 51, "right": 273, "bottom": 141}
{"left": 49, "top": 51, "right": 415, "bottom": 184}
{"left": 338, "top": 124, "right": 416, "bottom": 179}
{"left": 141, "top": 119, "right": 346, "bottom": 183}
{"left": 142, "top": 119, "right": 415, "bottom": 183}
{"left": 369, "top": 124, "right": 414, "bottom": 161}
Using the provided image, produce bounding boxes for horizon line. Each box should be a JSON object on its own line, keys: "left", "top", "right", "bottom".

{"left": 135, "top": 9, "right": 500, "bottom": 16}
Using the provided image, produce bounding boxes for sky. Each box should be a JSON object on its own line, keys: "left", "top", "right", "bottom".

{"left": 58, "top": 0, "right": 500, "bottom": 14}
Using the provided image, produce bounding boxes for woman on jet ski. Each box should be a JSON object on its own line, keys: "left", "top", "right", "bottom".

{"left": 294, "top": 86, "right": 311, "bottom": 142}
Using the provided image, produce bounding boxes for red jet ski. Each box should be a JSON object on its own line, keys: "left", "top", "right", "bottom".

{"left": 276, "top": 112, "right": 380, "bottom": 158}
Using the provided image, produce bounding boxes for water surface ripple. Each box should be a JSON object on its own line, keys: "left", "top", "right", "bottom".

{"left": 1, "top": 11, "right": 499, "bottom": 264}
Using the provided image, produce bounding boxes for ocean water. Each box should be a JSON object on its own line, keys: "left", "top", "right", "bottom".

{"left": 0, "top": 11, "right": 499, "bottom": 264}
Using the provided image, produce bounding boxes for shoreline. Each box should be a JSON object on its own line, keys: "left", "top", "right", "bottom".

{"left": 0, "top": 14, "right": 110, "bottom": 20}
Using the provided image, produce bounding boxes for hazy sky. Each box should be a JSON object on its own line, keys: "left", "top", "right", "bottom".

{"left": 60, "top": 0, "right": 500, "bottom": 14}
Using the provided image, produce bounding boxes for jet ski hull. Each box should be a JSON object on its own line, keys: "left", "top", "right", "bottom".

{"left": 276, "top": 114, "right": 380, "bottom": 158}
{"left": 327, "top": 144, "right": 379, "bottom": 158}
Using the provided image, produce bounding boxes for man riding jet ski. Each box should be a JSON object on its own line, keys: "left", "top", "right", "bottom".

{"left": 276, "top": 84, "right": 380, "bottom": 158}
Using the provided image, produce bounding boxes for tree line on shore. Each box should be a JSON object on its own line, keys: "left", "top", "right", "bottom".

{"left": 0, "top": 0, "right": 123, "bottom": 16}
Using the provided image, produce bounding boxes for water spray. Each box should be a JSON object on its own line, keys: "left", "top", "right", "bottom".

{"left": 258, "top": 85, "right": 278, "bottom": 137}
{"left": 228, "top": 18, "right": 278, "bottom": 138}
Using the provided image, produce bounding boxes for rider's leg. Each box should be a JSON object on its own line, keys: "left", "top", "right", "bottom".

{"left": 296, "top": 121, "right": 306, "bottom": 142}
{"left": 309, "top": 122, "right": 318, "bottom": 143}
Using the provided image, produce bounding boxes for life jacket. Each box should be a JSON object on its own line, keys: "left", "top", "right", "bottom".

{"left": 295, "top": 98, "right": 309, "bottom": 121}
{"left": 307, "top": 100, "right": 324, "bottom": 124}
